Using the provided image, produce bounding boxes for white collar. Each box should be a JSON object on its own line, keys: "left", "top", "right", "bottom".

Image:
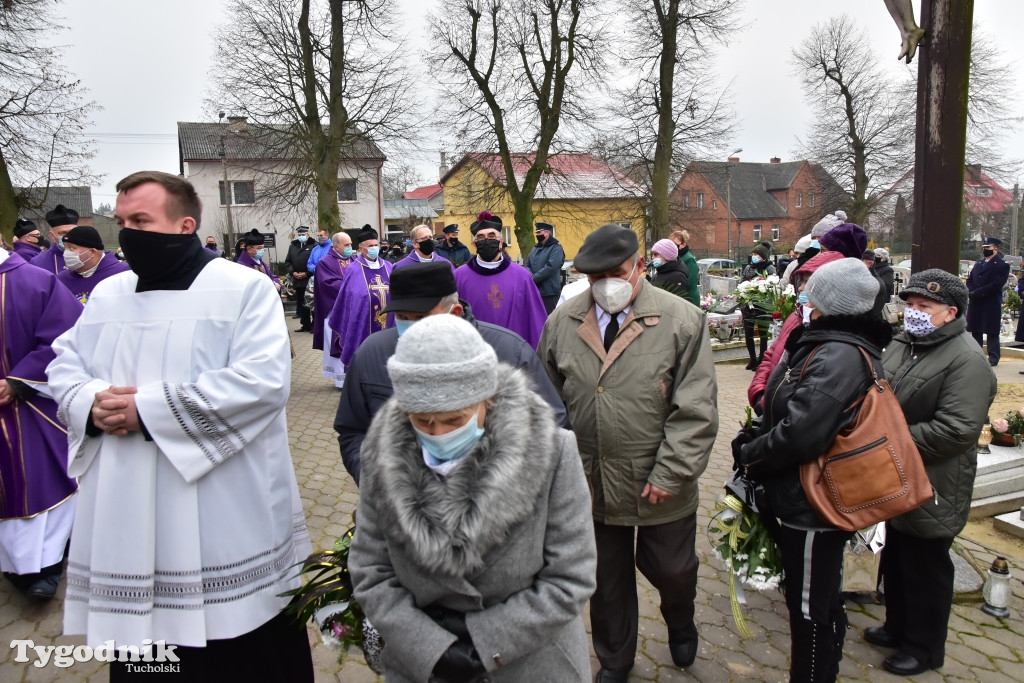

{"left": 475, "top": 255, "right": 502, "bottom": 269}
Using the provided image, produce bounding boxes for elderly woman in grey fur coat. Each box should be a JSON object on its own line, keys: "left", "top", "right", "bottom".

{"left": 349, "top": 315, "right": 597, "bottom": 683}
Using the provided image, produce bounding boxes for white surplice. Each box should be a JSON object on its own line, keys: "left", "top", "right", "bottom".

{"left": 47, "top": 258, "right": 311, "bottom": 649}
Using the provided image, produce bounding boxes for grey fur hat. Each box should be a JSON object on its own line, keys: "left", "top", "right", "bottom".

{"left": 899, "top": 268, "right": 968, "bottom": 316}
{"left": 805, "top": 258, "right": 878, "bottom": 317}
{"left": 387, "top": 314, "right": 498, "bottom": 413}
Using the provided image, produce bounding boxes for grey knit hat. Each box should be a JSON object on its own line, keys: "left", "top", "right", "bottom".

{"left": 387, "top": 314, "right": 498, "bottom": 413}
{"left": 805, "top": 258, "right": 878, "bottom": 317}
{"left": 899, "top": 268, "right": 968, "bottom": 316}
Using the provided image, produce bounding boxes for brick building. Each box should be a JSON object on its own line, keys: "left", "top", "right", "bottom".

{"left": 670, "top": 157, "right": 845, "bottom": 259}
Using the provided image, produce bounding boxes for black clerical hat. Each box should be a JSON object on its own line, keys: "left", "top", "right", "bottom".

{"left": 382, "top": 262, "right": 457, "bottom": 314}
{"left": 470, "top": 212, "right": 502, "bottom": 236}
{"left": 64, "top": 226, "right": 105, "bottom": 250}
{"left": 442, "top": 224, "right": 459, "bottom": 234}
{"left": 353, "top": 225, "right": 378, "bottom": 246}
{"left": 46, "top": 204, "right": 79, "bottom": 228}
{"left": 243, "top": 228, "right": 265, "bottom": 246}
{"left": 13, "top": 218, "right": 37, "bottom": 237}
{"left": 574, "top": 224, "right": 640, "bottom": 274}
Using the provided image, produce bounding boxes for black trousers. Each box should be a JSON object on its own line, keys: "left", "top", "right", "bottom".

{"left": 971, "top": 330, "right": 1000, "bottom": 364}
{"left": 108, "top": 608, "right": 313, "bottom": 681}
{"left": 744, "top": 317, "right": 768, "bottom": 363}
{"left": 295, "top": 282, "right": 312, "bottom": 328}
{"left": 590, "top": 514, "right": 698, "bottom": 669}
{"left": 778, "top": 524, "right": 853, "bottom": 683}
{"left": 879, "top": 525, "right": 955, "bottom": 668}
{"left": 541, "top": 294, "right": 559, "bottom": 315}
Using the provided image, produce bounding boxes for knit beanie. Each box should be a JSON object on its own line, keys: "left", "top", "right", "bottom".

{"left": 387, "top": 315, "right": 498, "bottom": 413}
{"left": 751, "top": 242, "right": 771, "bottom": 260}
{"left": 819, "top": 222, "right": 868, "bottom": 259}
{"left": 810, "top": 210, "right": 847, "bottom": 239}
{"left": 805, "top": 258, "right": 878, "bottom": 317}
{"left": 794, "top": 234, "right": 813, "bottom": 254}
{"left": 651, "top": 239, "right": 678, "bottom": 261}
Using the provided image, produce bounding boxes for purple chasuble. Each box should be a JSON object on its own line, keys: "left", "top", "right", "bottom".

{"left": 29, "top": 243, "right": 66, "bottom": 276}
{"left": 327, "top": 256, "right": 393, "bottom": 365}
{"left": 311, "top": 249, "right": 354, "bottom": 350}
{"left": 12, "top": 241, "right": 42, "bottom": 261}
{"left": 393, "top": 252, "right": 456, "bottom": 272}
{"left": 0, "top": 252, "right": 81, "bottom": 519}
{"left": 236, "top": 251, "right": 281, "bottom": 287}
{"left": 454, "top": 255, "right": 549, "bottom": 349}
{"left": 56, "top": 251, "right": 131, "bottom": 305}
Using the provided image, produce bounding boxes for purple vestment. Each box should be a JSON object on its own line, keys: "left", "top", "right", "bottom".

{"left": 392, "top": 251, "right": 456, "bottom": 272}
{"left": 0, "top": 252, "right": 80, "bottom": 519}
{"left": 12, "top": 241, "right": 42, "bottom": 261}
{"left": 454, "top": 255, "right": 549, "bottom": 348}
{"left": 236, "top": 251, "right": 281, "bottom": 287}
{"left": 56, "top": 251, "right": 131, "bottom": 305}
{"left": 29, "top": 243, "right": 66, "bottom": 276}
{"left": 327, "top": 256, "right": 394, "bottom": 365}
{"left": 311, "top": 249, "right": 354, "bottom": 350}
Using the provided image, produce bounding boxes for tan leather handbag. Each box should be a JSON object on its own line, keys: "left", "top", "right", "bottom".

{"left": 799, "top": 345, "right": 933, "bottom": 532}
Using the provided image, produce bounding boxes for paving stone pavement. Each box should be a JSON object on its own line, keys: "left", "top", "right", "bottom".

{"left": 1, "top": 329, "right": 1022, "bottom": 682}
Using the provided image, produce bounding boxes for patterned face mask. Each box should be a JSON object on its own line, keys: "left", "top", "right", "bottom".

{"left": 903, "top": 306, "right": 940, "bottom": 337}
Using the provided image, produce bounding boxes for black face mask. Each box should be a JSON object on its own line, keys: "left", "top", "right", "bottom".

{"left": 418, "top": 239, "right": 435, "bottom": 256}
{"left": 476, "top": 238, "right": 501, "bottom": 262}
{"left": 534, "top": 233, "right": 545, "bottom": 243}
{"left": 37, "top": 235, "right": 51, "bottom": 249}
{"left": 983, "top": 248, "right": 994, "bottom": 258}
{"left": 119, "top": 229, "right": 201, "bottom": 282}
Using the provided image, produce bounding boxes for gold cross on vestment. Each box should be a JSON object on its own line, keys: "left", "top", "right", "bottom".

{"left": 487, "top": 283, "right": 503, "bottom": 308}
{"left": 368, "top": 275, "right": 389, "bottom": 310}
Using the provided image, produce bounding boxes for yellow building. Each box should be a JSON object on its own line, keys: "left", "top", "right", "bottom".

{"left": 438, "top": 152, "right": 647, "bottom": 262}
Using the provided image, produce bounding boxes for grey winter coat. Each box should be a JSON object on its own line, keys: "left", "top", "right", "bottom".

{"left": 882, "top": 317, "right": 996, "bottom": 538}
{"left": 349, "top": 366, "right": 596, "bottom": 683}
{"left": 524, "top": 237, "right": 565, "bottom": 297}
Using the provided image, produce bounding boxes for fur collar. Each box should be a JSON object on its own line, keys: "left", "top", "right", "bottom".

{"left": 360, "top": 366, "right": 559, "bottom": 576}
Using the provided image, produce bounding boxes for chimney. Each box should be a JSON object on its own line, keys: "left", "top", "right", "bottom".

{"left": 226, "top": 116, "right": 248, "bottom": 132}
{"left": 728, "top": 156, "right": 740, "bottom": 163}
{"left": 439, "top": 150, "right": 450, "bottom": 180}
{"left": 769, "top": 157, "right": 781, "bottom": 164}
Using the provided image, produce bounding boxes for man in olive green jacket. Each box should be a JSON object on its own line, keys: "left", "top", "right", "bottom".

{"left": 873, "top": 269, "right": 996, "bottom": 676}
{"left": 539, "top": 224, "right": 718, "bottom": 682}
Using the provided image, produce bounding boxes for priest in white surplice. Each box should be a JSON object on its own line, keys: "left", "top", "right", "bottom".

{"left": 47, "top": 171, "right": 313, "bottom": 681}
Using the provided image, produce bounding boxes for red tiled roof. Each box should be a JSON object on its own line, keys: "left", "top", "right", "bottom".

{"left": 441, "top": 152, "right": 644, "bottom": 200}
{"left": 964, "top": 168, "right": 1014, "bottom": 214}
{"left": 403, "top": 184, "right": 442, "bottom": 200}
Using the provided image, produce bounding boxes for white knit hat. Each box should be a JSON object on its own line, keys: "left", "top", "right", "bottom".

{"left": 805, "top": 258, "right": 878, "bottom": 317}
{"left": 810, "top": 210, "right": 848, "bottom": 239}
{"left": 387, "top": 315, "right": 498, "bottom": 413}
{"left": 794, "top": 234, "right": 813, "bottom": 254}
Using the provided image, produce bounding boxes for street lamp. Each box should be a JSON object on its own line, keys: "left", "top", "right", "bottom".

{"left": 726, "top": 148, "right": 742, "bottom": 260}
{"left": 218, "top": 111, "right": 235, "bottom": 246}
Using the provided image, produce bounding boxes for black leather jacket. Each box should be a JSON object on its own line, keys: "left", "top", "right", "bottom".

{"left": 739, "top": 314, "right": 893, "bottom": 528}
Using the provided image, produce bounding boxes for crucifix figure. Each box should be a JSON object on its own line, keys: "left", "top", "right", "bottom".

{"left": 884, "top": 0, "right": 927, "bottom": 63}
{"left": 368, "top": 275, "right": 389, "bottom": 311}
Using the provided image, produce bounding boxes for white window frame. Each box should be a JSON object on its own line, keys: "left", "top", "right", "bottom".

{"left": 337, "top": 178, "right": 358, "bottom": 203}
{"left": 771, "top": 225, "right": 780, "bottom": 241}
{"left": 219, "top": 180, "right": 256, "bottom": 207}
{"left": 795, "top": 192, "right": 803, "bottom": 208}
{"left": 809, "top": 193, "right": 816, "bottom": 208}
{"left": 697, "top": 193, "right": 704, "bottom": 209}
{"left": 752, "top": 225, "right": 762, "bottom": 242}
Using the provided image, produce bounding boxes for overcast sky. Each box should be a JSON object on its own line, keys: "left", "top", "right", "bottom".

{"left": 59, "top": 0, "right": 1024, "bottom": 210}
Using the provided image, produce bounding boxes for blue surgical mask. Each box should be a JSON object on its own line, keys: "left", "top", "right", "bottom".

{"left": 342, "top": 246, "right": 353, "bottom": 258}
{"left": 298, "top": 235, "right": 307, "bottom": 244}
{"left": 751, "top": 255, "right": 762, "bottom": 264}
{"left": 651, "top": 257, "right": 664, "bottom": 268}
{"left": 810, "top": 240, "right": 820, "bottom": 249}
{"left": 797, "top": 292, "right": 808, "bottom": 305}
{"left": 57, "top": 235, "right": 66, "bottom": 251}
{"left": 413, "top": 411, "right": 485, "bottom": 462}
{"left": 319, "top": 237, "right": 328, "bottom": 245}
{"left": 255, "top": 249, "right": 265, "bottom": 261}
{"left": 366, "top": 246, "right": 380, "bottom": 260}
{"left": 395, "top": 319, "right": 414, "bottom": 337}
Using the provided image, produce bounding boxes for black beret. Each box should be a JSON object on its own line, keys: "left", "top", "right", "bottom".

{"left": 13, "top": 219, "right": 37, "bottom": 237}
{"left": 535, "top": 222, "right": 554, "bottom": 232}
{"left": 353, "top": 227, "right": 378, "bottom": 246}
{"left": 382, "top": 262, "right": 457, "bottom": 314}
{"left": 63, "top": 225, "right": 104, "bottom": 250}
{"left": 442, "top": 224, "right": 459, "bottom": 234}
{"left": 574, "top": 224, "right": 640, "bottom": 274}
{"left": 243, "top": 228, "right": 265, "bottom": 246}
{"left": 899, "top": 268, "right": 968, "bottom": 315}
{"left": 46, "top": 204, "right": 79, "bottom": 228}
{"left": 983, "top": 236, "right": 1002, "bottom": 247}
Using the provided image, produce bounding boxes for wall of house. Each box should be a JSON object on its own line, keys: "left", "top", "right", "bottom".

{"left": 440, "top": 161, "right": 646, "bottom": 263}
{"left": 670, "top": 162, "right": 835, "bottom": 259}
{"left": 184, "top": 158, "right": 383, "bottom": 262}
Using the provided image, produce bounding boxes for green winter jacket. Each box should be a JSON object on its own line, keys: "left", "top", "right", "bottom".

{"left": 539, "top": 280, "right": 719, "bottom": 525}
{"left": 679, "top": 246, "right": 701, "bottom": 307}
{"left": 881, "top": 317, "right": 996, "bottom": 538}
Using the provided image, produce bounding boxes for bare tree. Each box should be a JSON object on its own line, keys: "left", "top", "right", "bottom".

{"left": 0, "top": 0, "right": 98, "bottom": 242}
{"left": 430, "top": 0, "right": 605, "bottom": 252}
{"left": 792, "top": 15, "right": 916, "bottom": 226}
{"left": 381, "top": 160, "right": 426, "bottom": 200}
{"left": 208, "top": 0, "right": 414, "bottom": 233}
{"left": 601, "top": 0, "right": 739, "bottom": 241}
{"left": 964, "top": 27, "right": 1023, "bottom": 180}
